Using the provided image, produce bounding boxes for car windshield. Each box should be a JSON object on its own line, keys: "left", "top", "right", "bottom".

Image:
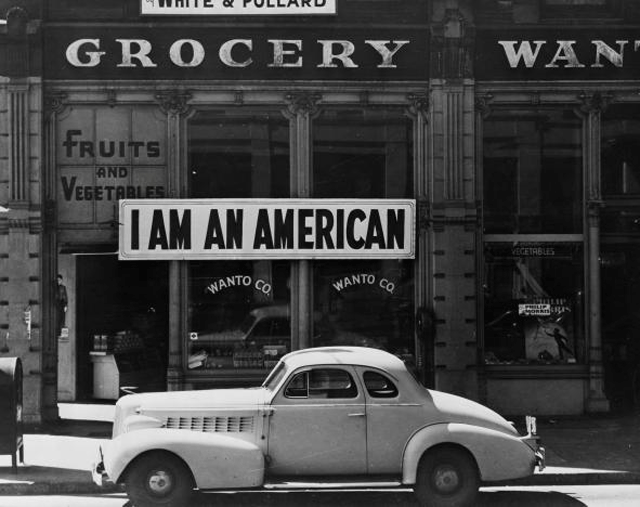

{"left": 262, "top": 360, "right": 288, "bottom": 391}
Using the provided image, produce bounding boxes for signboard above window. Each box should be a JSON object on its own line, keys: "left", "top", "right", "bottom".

{"left": 140, "top": 0, "right": 337, "bottom": 16}
{"left": 119, "top": 199, "right": 415, "bottom": 260}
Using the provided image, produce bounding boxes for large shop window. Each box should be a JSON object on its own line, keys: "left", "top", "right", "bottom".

{"left": 483, "top": 109, "right": 583, "bottom": 234}
{"left": 483, "top": 107, "right": 585, "bottom": 366}
{"left": 312, "top": 109, "right": 415, "bottom": 364}
{"left": 483, "top": 243, "right": 585, "bottom": 365}
{"left": 185, "top": 107, "right": 416, "bottom": 372}
{"left": 187, "top": 110, "right": 291, "bottom": 371}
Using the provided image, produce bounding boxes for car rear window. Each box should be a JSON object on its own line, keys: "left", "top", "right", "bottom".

{"left": 363, "top": 371, "right": 398, "bottom": 398}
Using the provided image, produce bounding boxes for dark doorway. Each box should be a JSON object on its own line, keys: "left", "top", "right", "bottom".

{"left": 76, "top": 255, "right": 169, "bottom": 400}
{"left": 601, "top": 244, "right": 640, "bottom": 412}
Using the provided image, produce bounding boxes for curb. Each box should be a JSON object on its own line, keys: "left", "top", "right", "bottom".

{"left": 0, "top": 481, "right": 124, "bottom": 496}
{"left": 1, "top": 473, "right": 640, "bottom": 496}
{"left": 489, "top": 471, "right": 640, "bottom": 487}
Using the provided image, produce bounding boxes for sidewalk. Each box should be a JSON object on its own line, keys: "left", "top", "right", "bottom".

{"left": 1, "top": 405, "right": 640, "bottom": 496}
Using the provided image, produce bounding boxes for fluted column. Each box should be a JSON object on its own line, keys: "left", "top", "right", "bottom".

{"left": 579, "top": 92, "right": 610, "bottom": 413}
{"left": 155, "top": 90, "right": 191, "bottom": 391}
{"left": 407, "top": 93, "right": 432, "bottom": 385}
{"left": 283, "top": 92, "right": 320, "bottom": 350}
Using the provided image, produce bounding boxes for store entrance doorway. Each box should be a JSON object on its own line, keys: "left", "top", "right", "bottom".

{"left": 74, "top": 255, "right": 169, "bottom": 401}
{"left": 601, "top": 243, "right": 640, "bottom": 412}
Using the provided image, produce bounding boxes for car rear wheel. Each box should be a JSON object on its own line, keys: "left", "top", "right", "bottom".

{"left": 125, "top": 451, "right": 195, "bottom": 507}
{"left": 414, "top": 446, "right": 480, "bottom": 507}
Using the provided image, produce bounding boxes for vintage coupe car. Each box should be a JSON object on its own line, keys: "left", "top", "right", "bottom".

{"left": 93, "top": 346, "right": 544, "bottom": 507}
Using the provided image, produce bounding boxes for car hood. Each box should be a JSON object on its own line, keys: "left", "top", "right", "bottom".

{"left": 427, "top": 389, "right": 519, "bottom": 436}
{"left": 112, "top": 388, "right": 267, "bottom": 437}
{"left": 117, "top": 387, "right": 268, "bottom": 412}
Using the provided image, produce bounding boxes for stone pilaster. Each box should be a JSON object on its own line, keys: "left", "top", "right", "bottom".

{"left": 430, "top": 6, "right": 479, "bottom": 400}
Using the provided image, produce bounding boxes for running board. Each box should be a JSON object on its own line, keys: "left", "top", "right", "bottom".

{"left": 263, "top": 479, "right": 404, "bottom": 490}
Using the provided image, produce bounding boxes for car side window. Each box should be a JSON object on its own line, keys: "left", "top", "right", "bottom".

{"left": 284, "top": 369, "right": 358, "bottom": 399}
{"left": 363, "top": 371, "right": 398, "bottom": 398}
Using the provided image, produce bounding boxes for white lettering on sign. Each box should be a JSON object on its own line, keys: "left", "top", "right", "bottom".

{"left": 65, "top": 38, "right": 410, "bottom": 70}
{"left": 499, "top": 39, "right": 637, "bottom": 69}
{"left": 170, "top": 39, "right": 206, "bottom": 67}
{"left": 119, "top": 199, "right": 416, "bottom": 260}
{"left": 141, "top": 0, "right": 337, "bottom": 16}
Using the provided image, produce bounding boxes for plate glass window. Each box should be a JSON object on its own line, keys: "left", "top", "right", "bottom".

{"left": 186, "top": 110, "right": 291, "bottom": 371}
{"left": 311, "top": 108, "right": 416, "bottom": 364}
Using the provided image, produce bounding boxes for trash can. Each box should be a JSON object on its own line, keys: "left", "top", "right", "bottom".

{"left": 0, "top": 357, "right": 23, "bottom": 473}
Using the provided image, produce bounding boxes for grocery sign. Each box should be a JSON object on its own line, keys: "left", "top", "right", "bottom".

{"left": 119, "top": 199, "right": 415, "bottom": 260}
{"left": 141, "top": 0, "right": 337, "bottom": 16}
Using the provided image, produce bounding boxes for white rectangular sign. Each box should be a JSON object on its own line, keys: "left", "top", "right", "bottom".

{"left": 141, "top": 0, "right": 337, "bottom": 16}
{"left": 518, "top": 303, "right": 552, "bottom": 317}
{"left": 119, "top": 199, "right": 415, "bottom": 260}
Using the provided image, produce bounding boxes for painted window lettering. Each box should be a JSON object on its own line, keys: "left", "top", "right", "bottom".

{"left": 65, "top": 38, "right": 410, "bottom": 69}
{"left": 62, "top": 130, "right": 161, "bottom": 158}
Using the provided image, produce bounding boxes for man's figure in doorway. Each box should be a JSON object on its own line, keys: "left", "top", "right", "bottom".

{"left": 56, "top": 274, "right": 68, "bottom": 337}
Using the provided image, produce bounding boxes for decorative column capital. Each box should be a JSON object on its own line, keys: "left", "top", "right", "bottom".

{"left": 155, "top": 89, "right": 192, "bottom": 116}
{"left": 284, "top": 91, "right": 322, "bottom": 118}
{"left": 475, "top": 93, "right": 494, "bottom": 119}
{"left": 44, "top": 91, "right": 68, "bottom": 119}
{"left": 578, "top": 91, "right": 613, "bottom": 115}
{"left": 407, "top": 93, "right": 429, "bottom": 118}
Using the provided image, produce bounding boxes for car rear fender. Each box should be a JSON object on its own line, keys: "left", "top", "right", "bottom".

{"left": 105, "top": 428, "right": 265, "bottom": 489}
{"left": 402, "top": 423, "right": 537, "bottom": 484}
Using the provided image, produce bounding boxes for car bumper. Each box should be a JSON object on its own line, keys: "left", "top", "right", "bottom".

{"left": 92, "top": 459, "right": 112, "bottom": 487}
{"left": 522, "top": 416, "right": 545, "bottom": 472}
{"left": 535, "top": 446, "right": 546, "bottom": 471}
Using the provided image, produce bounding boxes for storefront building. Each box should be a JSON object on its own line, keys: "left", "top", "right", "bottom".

{"left": 3, "top": 0, "right": 640, "bottom": 422}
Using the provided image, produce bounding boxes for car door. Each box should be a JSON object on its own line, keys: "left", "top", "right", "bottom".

{"left": 266, "top": 366, "right": 367, "bottom": 476}
{"left": 359, "top": 368, "right": 424, "bottom": 475}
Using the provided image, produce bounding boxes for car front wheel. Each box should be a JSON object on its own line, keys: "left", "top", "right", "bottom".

{"left": 125, "top": 451, "right": 195, "bottom": 507}
{"left": 414, "top": 445, "right": 480, "bottom": 507}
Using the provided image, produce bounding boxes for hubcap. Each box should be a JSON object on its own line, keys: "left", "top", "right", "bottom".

{"left": 432, "top": 464, "right": 461, "bottom": 494}
{"left": 147, "top": 469, "right": 173, "bottom": 496}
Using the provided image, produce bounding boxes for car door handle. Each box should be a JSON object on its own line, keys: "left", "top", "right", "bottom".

{"left": 348, "top": 412, "right": 366, "bottom": 417}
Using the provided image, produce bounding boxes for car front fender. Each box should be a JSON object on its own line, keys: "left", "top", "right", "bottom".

{"left": 402, "top": 423, "right": 537, "bottom": 484}
{"left": 104, "top": 428, "right": 265, "bottom": 489}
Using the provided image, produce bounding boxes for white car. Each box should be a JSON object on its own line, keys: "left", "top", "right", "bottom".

{"left": 93, "top": 346, "right": 544, "bottom": 507}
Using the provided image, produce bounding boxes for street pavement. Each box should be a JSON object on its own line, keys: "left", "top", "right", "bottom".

{"left": 1, "top": 403, "right": 640, "bottom": 496}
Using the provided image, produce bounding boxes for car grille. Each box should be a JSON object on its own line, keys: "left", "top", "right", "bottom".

{"left": 165, "top": 416, "right": 255, "bottom": 433}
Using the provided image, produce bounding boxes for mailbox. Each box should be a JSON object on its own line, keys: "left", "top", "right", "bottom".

{"left": 0, "top": 357, "right": 23, "bottom": 473}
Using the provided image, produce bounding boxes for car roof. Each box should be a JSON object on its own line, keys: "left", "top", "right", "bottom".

{"left": 282, "top": 346, "right": 408, "bottom": 375}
